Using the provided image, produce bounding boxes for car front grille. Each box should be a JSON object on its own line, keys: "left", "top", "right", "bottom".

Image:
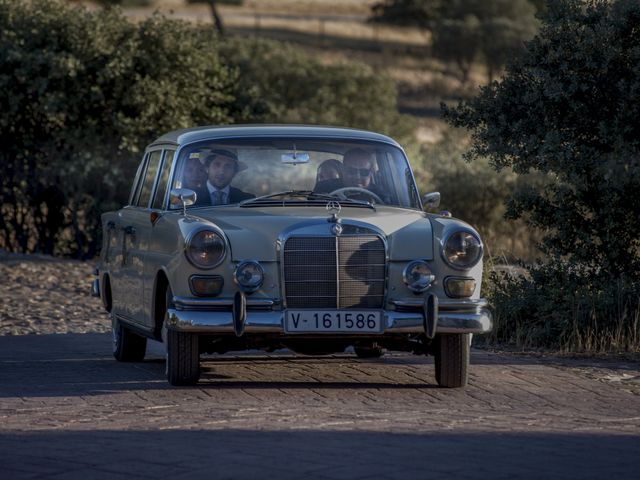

{"left": 283, "top": 235, "right": 386, "bottom": 309}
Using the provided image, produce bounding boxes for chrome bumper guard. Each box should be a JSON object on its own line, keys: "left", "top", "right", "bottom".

{"left": 166, "top": 296, "right": 492, "bottom": 335}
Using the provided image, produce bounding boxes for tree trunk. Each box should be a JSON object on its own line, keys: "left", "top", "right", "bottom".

{"left": 207, "top": 1, "right": 224, "bottom": 36}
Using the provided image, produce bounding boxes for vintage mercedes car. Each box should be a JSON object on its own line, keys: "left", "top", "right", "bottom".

{"left": 92, "top": 125, "right": 491, "bottom": 387}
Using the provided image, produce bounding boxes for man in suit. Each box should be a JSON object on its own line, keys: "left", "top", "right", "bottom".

{"left": 194, "top": 149, "right": 254, "bottom": 206}
{"left": 314, "top": 148, "right": 386, "bottom": 202}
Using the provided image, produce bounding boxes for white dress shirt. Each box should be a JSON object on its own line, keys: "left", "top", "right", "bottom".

{"left": 206, "top": 181, "right": 230, "bottom": 205}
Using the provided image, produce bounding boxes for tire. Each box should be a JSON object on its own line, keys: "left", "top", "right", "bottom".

{"left": 112, "top": 315, "right": 147, "bottom": 362}
{"left": 354, "top": 346, "right": 384, "bottom": 359}
{"left": 434, "top": 333, "right": 470, "bottom": 388}
{"left": 166, "top": 329, "right": 200, "bottom": 386}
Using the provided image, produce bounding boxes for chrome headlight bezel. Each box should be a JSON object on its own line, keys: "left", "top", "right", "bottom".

{"left": 234, "top": 260, "right": 264, "bottom": 293}
{"left": 402, "top": 260, "right": 435, "bottom": 293}
{"left": 441, "top": 229, "right": 483, "bottom": 270}
{"left": 184, "top": 228, "right": 227, "bottom": 269}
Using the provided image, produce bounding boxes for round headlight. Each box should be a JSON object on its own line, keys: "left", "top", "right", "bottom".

{"left": 403, "top": 260, "right": 435, "bottom": 293}
{"left": 234, "top": 260, "right": 264, "bottom": 293}
{"left": 442, "top": 231, "right": 482, "bottom": 269}
{"left": 185, "top": 230, "right": 226, "bottom": 269}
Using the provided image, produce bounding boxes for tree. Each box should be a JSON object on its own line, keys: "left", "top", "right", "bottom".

{"left": 186, "top": 0, "right": 243, "bottom": 36}
{"left": 370, "top": 0, "right": 538, "bottom": 82}
{"left": 444, "top": 0, "right": 640, "bottom": 279}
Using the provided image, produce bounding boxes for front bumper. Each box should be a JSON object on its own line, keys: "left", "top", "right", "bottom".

{"left": 165, "top": 297, "right": 492, "bottom": 335}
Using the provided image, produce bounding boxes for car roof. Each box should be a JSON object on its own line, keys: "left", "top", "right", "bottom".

{"left": 148, "top": 124, "right": 402, "bottom": 149}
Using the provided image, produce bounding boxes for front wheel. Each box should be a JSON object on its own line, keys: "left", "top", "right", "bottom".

{"left": 434, "top": 333, "right": 470, "bottom": 388}
{"left": 166, "top": 329, "right": 200, "bottom": 386}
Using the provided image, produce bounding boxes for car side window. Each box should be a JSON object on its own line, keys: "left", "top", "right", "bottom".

{"left": 129, "top": 153, "right": 149, "bottom": 206}
{"left": 137, "top": 150, "right": 162, "bottom": 208}
{"left": 152, "top": 150, "right": 175, "bottom": 210}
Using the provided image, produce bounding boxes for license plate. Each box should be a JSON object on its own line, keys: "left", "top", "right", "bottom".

{"left": 285, "top": 310, "right": 382, "bottom": 333}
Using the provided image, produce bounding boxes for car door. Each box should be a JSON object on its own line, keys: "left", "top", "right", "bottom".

{"left": 118, "top": 149, "right": 163, "bottom": 327}
{"left": 141, "top": 149, "right": 176, "bottom": 329}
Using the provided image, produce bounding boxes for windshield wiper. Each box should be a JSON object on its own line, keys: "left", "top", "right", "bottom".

{"left": 239, "top": 190, "right": 332, "bottom": 206}
{"left": 239, "top": 190, "right": 376, "bottom": 209}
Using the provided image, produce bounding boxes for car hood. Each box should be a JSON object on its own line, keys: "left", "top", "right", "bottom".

{"left": 186, "top": 205, "right": 433, "bottom": 261}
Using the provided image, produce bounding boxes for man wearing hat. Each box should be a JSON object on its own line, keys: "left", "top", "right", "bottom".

{"left": 195, "top": 149, "right": 254, "bottom": 206}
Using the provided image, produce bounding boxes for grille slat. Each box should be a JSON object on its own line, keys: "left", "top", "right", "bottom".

{"left": 283, "top": 235, "right": 385, "bottom": 309}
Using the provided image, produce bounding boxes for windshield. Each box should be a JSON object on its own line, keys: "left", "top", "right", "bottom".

{"left": 171, "top": 137, "right": 421, "bottom": 209}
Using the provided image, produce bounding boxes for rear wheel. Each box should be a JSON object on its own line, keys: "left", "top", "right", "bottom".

{"left": 354, "top": 345, "right": 384, "bottom": 359}
{"left": 163, "top": 287, "right": 200, "bottom": 386}
{"left": 112, "top": 315, "right": 147, "bottom": 362}
{"left": 434, "top": 333, "right": 470, "bottom": 388}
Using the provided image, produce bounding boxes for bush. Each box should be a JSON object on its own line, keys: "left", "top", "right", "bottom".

{"left": 416, "top": 128, "right": 542, "bottom": 261}
{"left": 484, "top": 263, "right": 640, "bottom": 353}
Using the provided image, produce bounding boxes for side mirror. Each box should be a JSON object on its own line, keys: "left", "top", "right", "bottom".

{"left": 170, "top": 188, "right": 197, "bottom": 215}
{"left": 422, "top": 192, "right": 441, "bottom": 212}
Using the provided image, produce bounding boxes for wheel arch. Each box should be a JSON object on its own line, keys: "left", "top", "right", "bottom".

{"left": 101, "top": 273, "right": 113, "bottom": 313}
{"left": 152, "top": 268, "right": 171, "bottom": 340}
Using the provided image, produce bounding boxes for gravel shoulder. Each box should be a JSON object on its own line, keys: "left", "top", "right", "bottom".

{"left": 0, "top": 253, "right": 109, "bottom": 335}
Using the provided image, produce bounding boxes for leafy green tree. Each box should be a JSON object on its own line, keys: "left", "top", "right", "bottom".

{"left": 444, "top": 0, "right": 640, "bottom": 279}
{"left": 370, "top": 0, "right": 538, "bottom": 82}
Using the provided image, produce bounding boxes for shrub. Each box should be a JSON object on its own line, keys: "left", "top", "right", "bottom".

{"left": 417, "top": 128, "right": 542, "bottom": 261}
{"left": 483, "top": 263, "right": 640, "bottom": 353}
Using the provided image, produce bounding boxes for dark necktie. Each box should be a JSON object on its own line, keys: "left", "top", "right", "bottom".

{"left": 211, "top": 190, "right": 224, "bottom": 205}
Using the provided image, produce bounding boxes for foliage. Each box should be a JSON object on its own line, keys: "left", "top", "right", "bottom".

{"left": 483, "top": 263, "right": 640, "bottom": 352}
{"left": 0, "top": 0, "right": 247, "bottom": 257}
{"left": 0, "top": 0, "right": 413, "bottom": 257}
{"left": 370, "top": 0, "right": 539, "bottom": 82}
{"left": 445, "top": 0, "right": 640, "bottom": 352}
{"left": 370, "top": 0, "right": 439, "bottom": 28}
{"left": 218, "top": 37, "right": 416, "bottom": 146}
{"left": 416, "top": 128, "right": 542, "bottom": 261}
{"left": 444, "top": 0, "right": 640, "bottom": 280}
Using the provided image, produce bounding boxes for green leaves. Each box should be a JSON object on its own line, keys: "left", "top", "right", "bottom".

{"left": 445, "top": 0, "right": 640, "bottom": 278}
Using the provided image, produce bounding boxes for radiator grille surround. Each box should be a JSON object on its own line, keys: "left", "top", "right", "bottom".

{"left": 283, "top": 234, "right": 386, "bottom": 309}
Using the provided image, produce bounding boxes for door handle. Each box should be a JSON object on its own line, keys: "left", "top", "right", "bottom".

{"left": 123, "top": 225, "right": 136, "bottom": 235}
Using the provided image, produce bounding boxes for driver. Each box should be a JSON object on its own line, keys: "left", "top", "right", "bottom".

{"left": 341, "top": 148, "right": 385, "bottom": 200}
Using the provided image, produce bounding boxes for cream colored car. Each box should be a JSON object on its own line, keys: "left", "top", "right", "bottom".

{"left": 93, "top": 125, "right": 492, "bottom": 387}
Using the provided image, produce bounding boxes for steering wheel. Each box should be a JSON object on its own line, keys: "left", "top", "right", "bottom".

{"left": 329, "top": 187, "right": 383, "bottom": 204}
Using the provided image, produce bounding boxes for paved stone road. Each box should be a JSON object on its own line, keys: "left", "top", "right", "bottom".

{"left": 1, "top": 333, "right": 639, "bottom": 479}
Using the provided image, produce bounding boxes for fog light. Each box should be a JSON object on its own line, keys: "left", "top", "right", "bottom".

{"left": 234, "top": 260, "right": 264, "bottom": 293}
{"left": 189, "top": 275, "right": 224, "bottom": 297}
{"left": 402, "top": 260, "right": 435, "bottom": 293}
{"left": 444, "top": 277, "right": 476, "bottom": 298}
